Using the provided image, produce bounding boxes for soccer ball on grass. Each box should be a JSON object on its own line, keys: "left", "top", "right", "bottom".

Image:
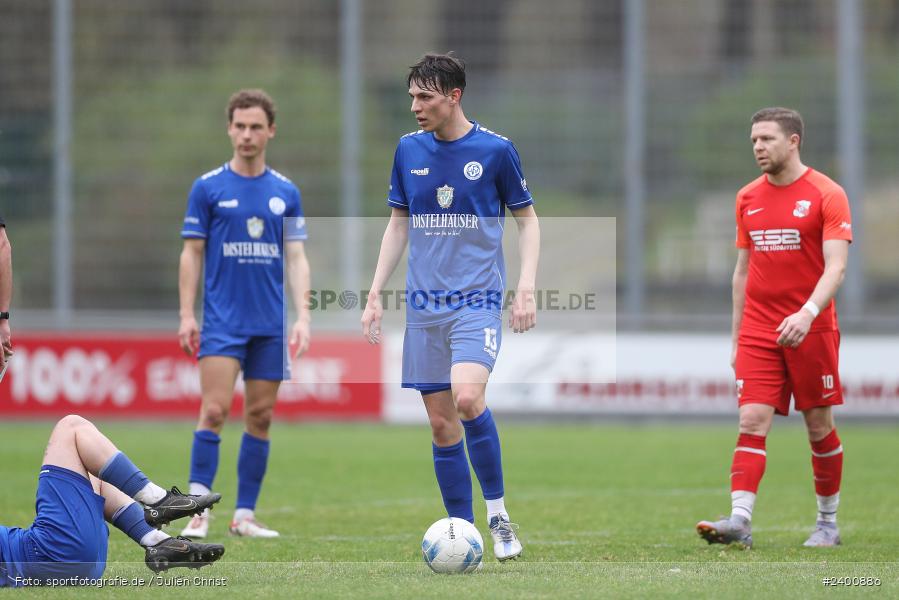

{"left": 421, "top": 517, "right": 483, "bottom": 574}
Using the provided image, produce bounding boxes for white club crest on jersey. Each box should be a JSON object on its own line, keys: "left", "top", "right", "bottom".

{"left": 436, "top": 185, "right": 454, "bottom": 209}
{"left": 463, "top": 161, "right": 483, "bottom": 181}
{"left": 793, "top": 199, "right": 811, "bottom": 218}
{"left": 247, "top": 217, "right": 264, "bottom": 239}
{"left": 269, "top": 196, "right": 286, "bottom": 215}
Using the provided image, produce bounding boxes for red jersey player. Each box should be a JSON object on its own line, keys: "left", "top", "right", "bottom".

{"left": 697, "top": 107, "right": 852, "bottom": 549}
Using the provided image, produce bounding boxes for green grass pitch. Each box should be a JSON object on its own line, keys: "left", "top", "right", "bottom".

{"left": 0, "top": 421, "right": 896, "bottom": 598}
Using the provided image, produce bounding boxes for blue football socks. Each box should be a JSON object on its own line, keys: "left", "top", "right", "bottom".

{"left": 432, "top": 440, "right": 474, "bottom": 523}
{"left": 99, "top": 451, "right": 149, "bottom": 497}
{"left": 236, "top": 432, "right": 270, "bottom": 510}
{"left": 189, "top": 429, "right": 221, "bottom": 490}
{"left": 461, "top": 408, "right": 505, "bottom": 500}
{"left": 111, "top": 501, "right": 155, "bottom": 545}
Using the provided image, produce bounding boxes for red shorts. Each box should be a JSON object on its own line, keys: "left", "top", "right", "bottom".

{"left": 734, "top": 328, "right": 843, "bottom": 416}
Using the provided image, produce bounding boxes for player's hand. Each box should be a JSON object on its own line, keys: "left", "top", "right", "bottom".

{"left": 0, "top": 322, "right": 10, "bottom": 372}
{"left": 730, "top": 344, "right": 738, "bottom": 370}
{"left": 361, "top": 294, "right": 383, "bottom": 345}
{"left": 775, "top": 309, "right": 814, "bottom": 348}
{"left": 290, "top": 316, "right": 311, "bottom": 358}
{"left": 178, "top": 315, "right": 200, "bottom": 356}
{"left": 0, "top": 319, "right": 12, "bottom": 364}
{"left": 509, "top": 288, "right": 537, "bottom": 333}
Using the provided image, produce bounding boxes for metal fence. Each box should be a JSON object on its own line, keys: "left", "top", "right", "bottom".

{"left": 1, "top": 0, "right": 897, "bottom": 330}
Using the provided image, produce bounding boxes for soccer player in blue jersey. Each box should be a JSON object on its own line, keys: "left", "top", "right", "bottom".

{"left": 362, "top": 53, "right": 540, "bottom": 561}
{"left": 0, "top": 415, "right": 224, "bottom": 586}
{"left": 178, "top": 89, "right": 311, "bottom": 539}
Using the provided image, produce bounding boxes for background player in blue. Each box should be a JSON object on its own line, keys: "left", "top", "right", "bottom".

{"left": 178, "top": 89, "right": 311, "bottom": 539}
{"left": 0, "top": 415, "right": 224, "bottom": 586}
{"left": 361, "top": 53, "right": 540, "bottom": 561}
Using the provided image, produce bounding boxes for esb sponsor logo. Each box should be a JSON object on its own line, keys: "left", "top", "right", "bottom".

{"left": 9, "top": 347, "right": 137, "bottom": 406}
{"left": 749, "top": 228, "right": 801, "bottom": 251}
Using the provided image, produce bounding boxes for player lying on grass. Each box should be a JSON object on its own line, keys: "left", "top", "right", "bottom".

{"left": 0, "top": 415, "right": 225, "bottom": 587}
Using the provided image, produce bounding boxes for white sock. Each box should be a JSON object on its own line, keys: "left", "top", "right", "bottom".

{"left": 234, "top": 508, "right": 254, "bottom": 522}
{"left": 140, "top": 529, "right": 170, "bottom": 547}
{"left": 189, "top": 482, "right": 211, "bottom": 496}
{"left": 486, "top": 497, "right": 507, "bottom": 520}
{"left": 816, "top": 492, "right": 839, "bottom": 524}
{"left": 134, "top": 482, "right": 167, "bottom": 505}
{"left": 731, "top": 490, "right": 756, "bottom": 522}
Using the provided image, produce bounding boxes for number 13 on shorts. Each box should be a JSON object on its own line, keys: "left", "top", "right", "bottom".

{"left": 483, "top": 327, "right": 498, "bottom": 351}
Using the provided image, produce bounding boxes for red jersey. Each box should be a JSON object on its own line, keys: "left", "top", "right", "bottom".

{"left": 735, "top": 168, "right": 852, "bottom": 334}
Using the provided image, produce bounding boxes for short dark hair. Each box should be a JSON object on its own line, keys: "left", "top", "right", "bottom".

{"left": 407, "top": 52, "right": 466, "bottom": 97}
{"left": 227, "top": 89, "right": 276, "bottom": 126}
{"left": 751, "top": 107, "right": 804, "bottom": 149}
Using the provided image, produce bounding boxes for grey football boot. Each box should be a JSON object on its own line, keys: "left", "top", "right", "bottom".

{"left": 803, "top": 521, "right": 841, "bottom": 547}
{"left": 696, "top": 515, "right": 753, "bottom": 549}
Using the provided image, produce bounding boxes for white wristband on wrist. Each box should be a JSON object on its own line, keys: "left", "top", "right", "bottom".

{"left": 802, "top": 300, "right": 820, "bottom": 318}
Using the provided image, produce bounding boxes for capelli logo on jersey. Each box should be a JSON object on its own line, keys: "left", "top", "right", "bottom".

{"left": 749, "top": 228, "right": 801, "bottom": 251}
{"left": 410, "top": 167, "right": 430, "bottom": 176}
{"left": 218, "top": 199, "right": 239, "bottom": 208}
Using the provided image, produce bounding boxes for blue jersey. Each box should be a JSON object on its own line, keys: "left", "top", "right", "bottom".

{"left": 387, "top": 122, "right": 533, "bottom": 327}
{"left": 182, "top": 163, "right": 307, "bottom": 335}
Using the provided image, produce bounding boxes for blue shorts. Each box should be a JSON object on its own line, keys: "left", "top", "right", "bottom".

{"left": 19, "top": 466, "right": 108, "bottom": 584}
{"left": 402, "top": 312, "right": 502, "bottom": 393}
{"left": 199, "top": 330, "right": 289, "bottom": 380}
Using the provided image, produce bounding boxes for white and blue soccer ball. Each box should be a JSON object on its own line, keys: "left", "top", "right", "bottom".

{"left": 421, "top": 517, "right": 484, "bottom": 574}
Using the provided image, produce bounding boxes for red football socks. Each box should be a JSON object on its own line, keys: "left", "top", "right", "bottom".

{"left": 810, "top": 429, "right": 843, "bottom": 497}
{"left": 731, "top": 433, "right": 767, "bottom": 494}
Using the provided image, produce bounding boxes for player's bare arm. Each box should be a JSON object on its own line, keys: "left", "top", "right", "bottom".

{"left": 731, "top": 249, "right": 749, "bottom": 368}
{"left": 509, "top": 205, "right": 540, "bottom": 334}
{"left": 362, "top": 207, "right": 409, "bottom": 344}
{"left": 287, "top": 240, "right": 311, "bottom": 358}
{"left": 0, "top": 226, "right": 12, "bottom": 365}
{"left": 776, "top": 239, "right": 849, "bottom": 348}
{"left": 178, "top": 238, "right": 205, "bottom": 355}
